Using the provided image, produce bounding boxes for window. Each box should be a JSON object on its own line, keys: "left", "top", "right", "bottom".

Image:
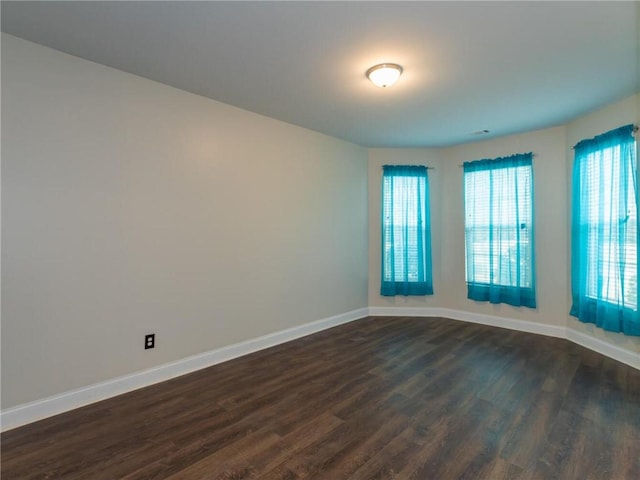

{"left": 463, "top": 153, "right": 536, "bottom": 307}
{"left": 570, "top": 124, "right": 639, "bottom": 336}
{"left": 381, "top": 165, "right": 433, "bottom": 296}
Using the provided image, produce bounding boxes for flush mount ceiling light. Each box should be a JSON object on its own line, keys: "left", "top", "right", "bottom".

{"left": 366, "top": 63, "right": 403, "bottom": 88}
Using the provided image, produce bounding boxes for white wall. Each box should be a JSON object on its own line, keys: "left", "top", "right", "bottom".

{"left": 368, "top": 148, "right": 443, "bottom": 308}
{"left": 441, "top": 126, "right": 568, "bottom": 327}
{"left": 1, "top": 35, "right": 369, "bottom": 409}
{"left": 565, "top": 94, "right": 640, "bottom": 355}
{"left": 2, "top": 33, "right": 638, "bottom": 418}
{"left": 369, "top": 94, "right": 640, "bottom": 358}
{"left": 367, "top": 128, "right": 568, "bottom": 328}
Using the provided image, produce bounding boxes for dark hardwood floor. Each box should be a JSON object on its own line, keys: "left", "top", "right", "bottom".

{"left": 2, "top": 316, "right": 639, "bottom": 479}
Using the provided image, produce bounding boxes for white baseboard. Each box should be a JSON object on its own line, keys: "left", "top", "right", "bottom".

{"left": 438, "top": 308, "right": 567, "bottom": 339}
{"left": 566, "top": 328, "right": 640, "bottom": 370}
{"left": 369, "top": 306, "right": 639, "bottom": 370}
{"left": 0, "top": 307, "right": 368, "bottom": 432}
{"left": 368, "top": 306, "right": 449, "bottom": 318}
{"left": 3, "top": 305, "right": 638, "bottom": 431}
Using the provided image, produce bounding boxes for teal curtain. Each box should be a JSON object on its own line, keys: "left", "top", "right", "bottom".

{"left": 463, "top": 153, "right": 536, "bottom": 308}
{"left": 570, "top": 124, "right": 639, "bottom": 336}
{"left": 381, "top": 165, "right": 433, "bottom": 296}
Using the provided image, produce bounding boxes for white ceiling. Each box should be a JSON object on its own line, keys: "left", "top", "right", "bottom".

{"left": 2, "top": 1, "right": 638, "bottom": 148}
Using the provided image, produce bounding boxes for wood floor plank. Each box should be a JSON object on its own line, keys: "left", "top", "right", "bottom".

{"left": 343, "top": 427, "right": 422, "bottom": 480}
{"left": 2, "top": 316, "right": 638, "bottom": 479}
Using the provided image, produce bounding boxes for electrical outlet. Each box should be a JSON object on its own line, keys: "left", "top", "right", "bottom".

{"left": 145, "top": 334, "right": 155, "bottom": 349}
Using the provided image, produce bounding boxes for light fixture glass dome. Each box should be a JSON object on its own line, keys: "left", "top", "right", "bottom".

{"left": 366, "top": 63, "right": 403, "bottom": 88}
